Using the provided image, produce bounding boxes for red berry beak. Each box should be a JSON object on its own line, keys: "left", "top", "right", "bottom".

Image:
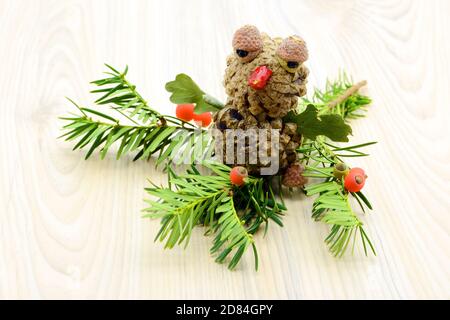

{"left": 248, "top": 66, "right": 273, "bottom": 90}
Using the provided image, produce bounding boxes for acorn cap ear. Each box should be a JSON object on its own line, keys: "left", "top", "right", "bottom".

{"left": 276, "top": 36, "right": 308, "bottom": 63}
{"left": 232, "top": 25, "right": 263, "bottom": 52}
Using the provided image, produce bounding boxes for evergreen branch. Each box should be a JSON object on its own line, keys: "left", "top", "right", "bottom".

{"left": 299, "top": 72, "right": 376, "bottom": 257}
{"left": 300, "top": 71, "right": 372, "bottom": 119}
{"left": 301, "top": 137, "right": 376, "bottom": 256}
{"left": 304, "top": 180, "right": 375, "bottom": 257}
{"left": 143, "top": 162, "right": 260, "bottom": 270}
{"left": 327, "top": 80, "right": 367, "bottom": 109}
{"left": 211, "top": 196, "right": 256, "bottom": 270}
{"left": 143, "top": 174, "right": 228, "bottom": 250}
{"left": 91, "top": 64, "right": 163, "bottom": 125}
{"left": 59, "top": 106, "right": 211, "bottom": 165}
{"left": 235, "top": 178, "right": 285, "bottom": 231}
{"left": 143, "top": 161, "right": 286, "bottom": 270}
{"left": 60, "top": 65, "right": 210, "bottom": 165}
{"left": 203, "top": 161, "right": 286, "bottom": 232}
{"left": 301, "top": 139, "right": 377, "bottom": 167}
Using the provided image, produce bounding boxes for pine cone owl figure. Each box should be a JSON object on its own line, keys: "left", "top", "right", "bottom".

{"left": 214, "top": 25, "right": 309, "bottom": 187}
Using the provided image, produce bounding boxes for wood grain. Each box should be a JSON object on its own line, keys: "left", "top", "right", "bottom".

{"left": 0, "top": 0, "right": 449, "bottom": 299}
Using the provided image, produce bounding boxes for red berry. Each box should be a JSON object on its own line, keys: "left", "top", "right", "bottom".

{"left": 230, "top": 166, "right": 248, "bottom": 186}
{"left": 344, "top": 167, "right": 367, "bottom": 193}
{"left": 176, "top": 104, "right": 195, "bottom": 122}
{"left": 193, "top": 112, "right": 212, "bottom": 127}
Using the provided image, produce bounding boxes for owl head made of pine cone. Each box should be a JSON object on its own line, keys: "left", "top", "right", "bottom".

{"left": 224, "top": 25, "right": 309, "bottom": 118}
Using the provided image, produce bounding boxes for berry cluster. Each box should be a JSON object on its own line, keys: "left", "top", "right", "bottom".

{"left": 175, "top": 104, "right": 212, "bottom": 127}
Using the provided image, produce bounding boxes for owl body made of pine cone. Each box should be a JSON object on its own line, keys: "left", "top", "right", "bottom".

{"left": 214, "top": 25, "right": 309, "bottom": 186}
{"left": 214, "top": 106, "right": 301, "bottom": 175}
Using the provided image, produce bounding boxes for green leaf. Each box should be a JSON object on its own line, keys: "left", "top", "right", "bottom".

{"left": 284, "top": 104, "right": 352, "bottom": 142}
{"left": 165, "top": 74, "right": 223, "bottom": 113}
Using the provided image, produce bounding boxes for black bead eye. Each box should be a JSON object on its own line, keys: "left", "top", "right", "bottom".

{"left": 217, "top": 121, "right": 228, "bottom": 130}
{"left": 236, "top": 49, "right": 249, "bottom": 58}
{"left": 230, "top": 109, "right": 244, "bottom": 121}
{"left": 287, "top": 61, "right": 299, "bottom": 69}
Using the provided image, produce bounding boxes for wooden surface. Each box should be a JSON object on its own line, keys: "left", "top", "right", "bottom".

{"left": 0, "top": 0, "right": 449, "bottom": 300}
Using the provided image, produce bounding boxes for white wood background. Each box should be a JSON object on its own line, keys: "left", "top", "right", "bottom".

{"left": 0, "top": 0, "right": 449, "bottom": 300}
